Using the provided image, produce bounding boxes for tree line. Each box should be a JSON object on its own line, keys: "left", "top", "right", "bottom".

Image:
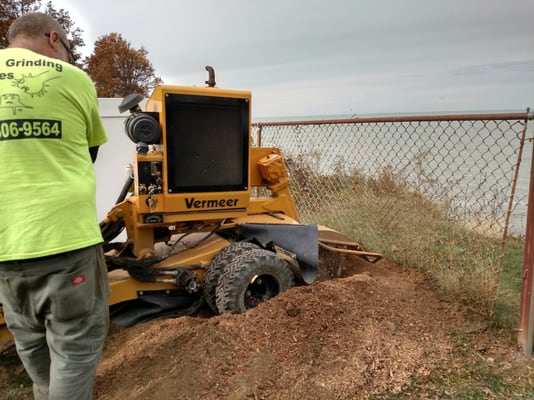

{"left": 0, "top": 0, "right": 162, "bottom": 97}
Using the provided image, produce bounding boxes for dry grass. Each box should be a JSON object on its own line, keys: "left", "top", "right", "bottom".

{"left": 291, "top": 165, "right": 524, "bottom": 325}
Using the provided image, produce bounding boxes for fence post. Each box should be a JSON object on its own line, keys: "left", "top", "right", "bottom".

{"left": 519, "top": 124, "right": 534, "bottom": 356}
{"left": 255, "top": 124, "right": 262, "bottom": 147}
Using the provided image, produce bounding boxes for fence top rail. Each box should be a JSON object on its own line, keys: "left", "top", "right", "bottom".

{"left": 252, "top": 110, "right": 534, "bottom": 127}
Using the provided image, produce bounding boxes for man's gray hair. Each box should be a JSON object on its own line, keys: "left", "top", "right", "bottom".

{"left": 8, "top": 12, "right": 67, "bottom": 44}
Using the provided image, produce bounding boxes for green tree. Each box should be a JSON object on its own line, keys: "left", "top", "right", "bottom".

{"left": 0, "top": 0, "right": 84, "bottom": 61}
{"left": 85, "top": 32, "right": 163, "bottom": 97}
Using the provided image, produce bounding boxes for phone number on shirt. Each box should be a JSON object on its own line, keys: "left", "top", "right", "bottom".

{"left": 0, "top": 119, "right": 62, "bottom": 140}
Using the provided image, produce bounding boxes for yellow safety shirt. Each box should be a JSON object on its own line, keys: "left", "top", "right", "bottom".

{"left": 0, "top": 48, "right": 108, "bottom": 261}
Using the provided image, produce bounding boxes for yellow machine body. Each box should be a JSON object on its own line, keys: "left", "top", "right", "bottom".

{"left": 0, "top": 77, "right": 380, "bottom": 342}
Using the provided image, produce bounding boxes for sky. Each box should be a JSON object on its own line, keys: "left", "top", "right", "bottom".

{"left": 52, "top": 0, "right": 534, "bottom": 118}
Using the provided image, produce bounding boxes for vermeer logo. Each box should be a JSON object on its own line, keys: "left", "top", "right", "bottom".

{"left": 185, "top": 198, "right": 239, "bottom": 209}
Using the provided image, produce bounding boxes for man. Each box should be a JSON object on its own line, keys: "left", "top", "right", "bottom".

{"left": 0, "top": 12, "right": 109, "bottom": 400}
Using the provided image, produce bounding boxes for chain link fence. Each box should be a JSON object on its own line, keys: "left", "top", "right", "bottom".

{"left": 252, "top": 111, "right": 533, "bottom": 318}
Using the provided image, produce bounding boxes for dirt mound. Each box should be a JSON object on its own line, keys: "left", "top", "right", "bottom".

{"left": 93, "top": 257, "right": 465, "bottom": 400}
{"left": 2, "top": 254, "right": 526, "bottom": 399}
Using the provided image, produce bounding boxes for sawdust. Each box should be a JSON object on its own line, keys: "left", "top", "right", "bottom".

{"left": 91, "top": 255, "right": 477, "bottom": 400}
{"left": 1, "top": 253, "right": 529, "bottom": 399}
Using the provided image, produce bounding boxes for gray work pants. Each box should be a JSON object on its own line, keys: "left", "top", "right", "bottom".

{"left": 0, "top": 245, "right": 110, "bottom": 400}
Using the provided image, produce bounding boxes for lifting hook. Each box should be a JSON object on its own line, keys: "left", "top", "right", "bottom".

{"left": 205, "top": 65, "right": 216, "bottom": 87}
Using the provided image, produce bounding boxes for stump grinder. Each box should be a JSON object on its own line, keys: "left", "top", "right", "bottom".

{"left": 0, "top": 67, "right": 381, "bottom": 343}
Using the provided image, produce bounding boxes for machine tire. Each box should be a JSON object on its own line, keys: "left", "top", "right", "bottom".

{"left": 216, "top": 248, "right": 295, "bottom": 314}
{"left": 202, "top": 241, "right": 260, "bottom": 314}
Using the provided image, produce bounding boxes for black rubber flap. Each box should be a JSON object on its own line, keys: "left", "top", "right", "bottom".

{"left": 239, "top": 223, "right": 318, "bottom": 284}
{"left": 110, "top": 291, "right": 202, "bottom": 327}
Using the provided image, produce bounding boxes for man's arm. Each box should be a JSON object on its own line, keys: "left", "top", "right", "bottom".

{"left": 89, "top": 146, "right": 99, "bottom": 163}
